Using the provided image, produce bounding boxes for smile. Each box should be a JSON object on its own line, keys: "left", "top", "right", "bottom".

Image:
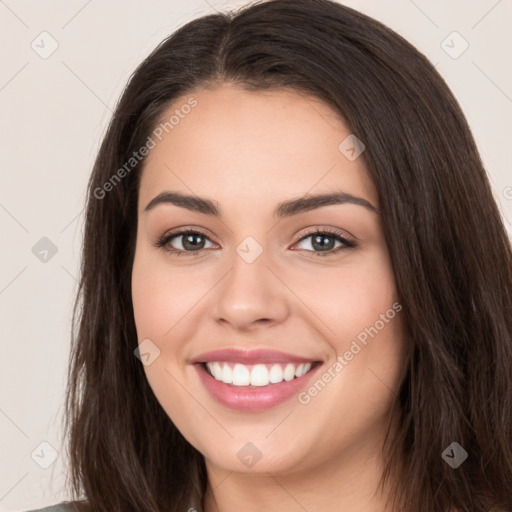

{"left": 194, "top": 359, "right": 322, "bottom": 412}
{"left": 204, "top": 361, "right": 314, "bottom": 387}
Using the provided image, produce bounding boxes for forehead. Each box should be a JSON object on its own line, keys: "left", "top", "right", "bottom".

{"left": 138, "top": 83, "right": 377, "bottom": 214}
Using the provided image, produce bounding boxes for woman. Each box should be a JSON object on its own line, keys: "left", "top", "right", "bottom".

{"left": 28, "top": 0, "right": 512, "bottom": 511}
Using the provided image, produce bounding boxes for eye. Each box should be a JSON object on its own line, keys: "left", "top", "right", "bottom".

{"left": 153, "top": 229, "right": 217, "bottom": 256}
{"left": 292, "top": 228, "right": 356, "bottom": 257}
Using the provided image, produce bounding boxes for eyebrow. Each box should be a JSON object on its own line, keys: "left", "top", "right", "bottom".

{"left": 143, "top": 190, "right": 379, "bottom": 218}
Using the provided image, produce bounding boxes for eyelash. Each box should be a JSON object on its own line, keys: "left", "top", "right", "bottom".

{"left": 153, "top": 227, "right": 357, "bottom": 258}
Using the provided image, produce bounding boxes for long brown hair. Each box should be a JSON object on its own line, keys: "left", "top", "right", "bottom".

{"left": 61, "top": 1, "right": 512, "bottom": 510}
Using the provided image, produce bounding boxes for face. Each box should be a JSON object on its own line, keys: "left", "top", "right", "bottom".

{"left": 131, "top": 83, "right": 405, "bottom": 477}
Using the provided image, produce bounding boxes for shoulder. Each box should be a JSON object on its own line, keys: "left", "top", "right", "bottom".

{"left": 24, "top": 503, "right": 82, "bottom": 512}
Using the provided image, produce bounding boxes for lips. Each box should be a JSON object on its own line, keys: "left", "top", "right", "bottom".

{"left": 191, "top": 348, "right": 319, "bottom": 365}
{"left": 191, "top": 348, "right": 323, "bottom": 411}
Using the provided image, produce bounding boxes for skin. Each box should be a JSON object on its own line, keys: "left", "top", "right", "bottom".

{"left": 131, "top": 83, "right": 406, "bottom": 512}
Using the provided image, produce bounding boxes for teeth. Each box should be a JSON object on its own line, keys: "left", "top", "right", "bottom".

{"left": 232, "top": 364, "right": 250, "bottom": 386}
{"left": 269, "top": 364, "right": 283, "bottom": 383}
{"left": 295, "top": 363, "right": 312, "bottom": 378}
{"left": 205, "top": 361, "right": 314, "bottom": 387}
{"left": 250, "top": 364, "right": 269, "bottom": 386}
{"left": 221, "top": 363, "right": 233, "bottom": 384}
{"left": 211, "top": 362, "right": 222, "bottom": 380}
{"left": 283, "top": 363, "right": 295, "bottom": 381}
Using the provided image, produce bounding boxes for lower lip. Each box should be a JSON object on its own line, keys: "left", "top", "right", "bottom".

{"left": 194, "top": 363, "right": 322, "bottom": 411}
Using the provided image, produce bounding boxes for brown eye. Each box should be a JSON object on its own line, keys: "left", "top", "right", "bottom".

{"left": 293, "top": 229, "right": 356, "bottom": 257}
{"left": 154, "top": 230, "right": 216, "bottom": 255}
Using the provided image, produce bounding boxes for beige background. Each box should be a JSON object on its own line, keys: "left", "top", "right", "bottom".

{"left": 1, "top": 0, "right": 511, "bottom": 510}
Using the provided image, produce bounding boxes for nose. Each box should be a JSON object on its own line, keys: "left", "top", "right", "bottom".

{"left": 211, "top": 247, "right": 290, "bottom": 332}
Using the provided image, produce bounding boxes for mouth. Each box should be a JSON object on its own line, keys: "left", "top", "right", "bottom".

{"left": 193, "top": 357, "right": 323, "bottom": 411}
{"left": 201, "top": 360, "right": 320, "bottom": 387}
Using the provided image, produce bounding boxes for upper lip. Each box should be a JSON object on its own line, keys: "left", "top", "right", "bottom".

{"left": 190, "top": 348, "right": 321, "bottom": 365}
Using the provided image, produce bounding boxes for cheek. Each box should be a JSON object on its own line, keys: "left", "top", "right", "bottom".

{"left": 131, "top": 250, "right": 209, "bottom": 444}
{"left": 131, "top": 248, "right": 205, "bottom": 340}
{"left": 288, "top": 250, "right": 399, "bottom": 346}
{"left": 131, "top": 266, "right": 169, "bottom": 341}
{"left": 322, "top": 259, "right": 404, "bottom": 429}
{"left": 287, "top": 248, "right": 405, "bottom": 410}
